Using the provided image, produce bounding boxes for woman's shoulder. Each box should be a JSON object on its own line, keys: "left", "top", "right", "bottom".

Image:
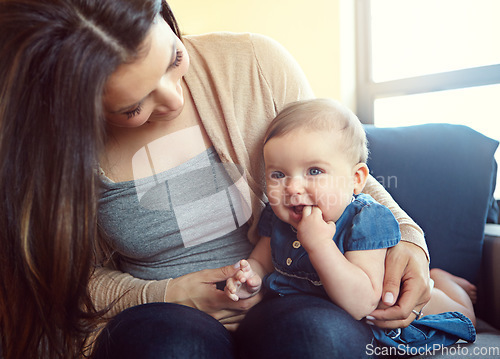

{"left": 183, "top": 32, "right": 299, "bottom": 72}
{"left": 183, "top": 31, "right": 281, "bottom": 53}
{"left": 184, "top": 32, "right": 313, "bottom": 105}
{"left": 183, "top": 31, "right": 313, "bottom": 123}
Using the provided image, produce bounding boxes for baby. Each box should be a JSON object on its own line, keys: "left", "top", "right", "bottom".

{"left": 225, "top": 98, "right": 477, "bottom": 350}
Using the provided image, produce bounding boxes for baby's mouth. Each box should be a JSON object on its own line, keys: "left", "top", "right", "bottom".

{"left": 293, "top": 205, "right": 305, "bottom": 215}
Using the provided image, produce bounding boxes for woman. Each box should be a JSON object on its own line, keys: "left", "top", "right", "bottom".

{"left": 0, "top": 0, "right": 431, "bottom": 358}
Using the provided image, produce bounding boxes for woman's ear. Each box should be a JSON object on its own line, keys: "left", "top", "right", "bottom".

{"left": 353, "top": 163, "right": 369, "bottom": 194}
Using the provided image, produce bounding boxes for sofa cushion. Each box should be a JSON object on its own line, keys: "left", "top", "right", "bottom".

{"left": 416, "top": 319, "right": 500, "bottom": 359}
{"left": 364, "top": 124, "right": 498, "bottom": 283}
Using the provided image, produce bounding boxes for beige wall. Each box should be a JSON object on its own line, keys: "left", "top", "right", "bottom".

{"left": 168, "top": 0, "right": 355, "bottom": 107}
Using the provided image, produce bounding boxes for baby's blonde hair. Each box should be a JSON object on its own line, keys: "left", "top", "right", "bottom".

{"left": 264, "top": 98, "right": 368, "bottom": 164}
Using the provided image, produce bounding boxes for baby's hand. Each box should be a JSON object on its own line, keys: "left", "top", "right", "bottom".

{"left": 297, "top": 206, "right": 336, "bottom": 250}
{"left": 224, "top": 259, "right": 262, "bottom": 301}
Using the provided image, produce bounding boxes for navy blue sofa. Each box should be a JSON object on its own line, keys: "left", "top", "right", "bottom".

{"left": 365, "top": 124, "right": 500, "bottom": 358}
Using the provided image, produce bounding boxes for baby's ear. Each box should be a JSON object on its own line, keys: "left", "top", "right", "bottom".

{"left": 353, "top": 163, "right": 369, "bottom": 194}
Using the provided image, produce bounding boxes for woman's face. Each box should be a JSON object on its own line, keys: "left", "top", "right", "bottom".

{"left": 103, "top": 17, "right": 189, "bottom": 128}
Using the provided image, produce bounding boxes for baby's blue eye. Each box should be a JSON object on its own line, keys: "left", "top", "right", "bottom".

{"left": 270, "top": 171, "right": 285, "bottom": 179}
{"left": 308, "top": 168, "right": 323, "bottom": 176}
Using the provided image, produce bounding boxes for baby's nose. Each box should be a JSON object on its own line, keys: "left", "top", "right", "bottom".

{"left": 286, "top": 176, "right": 305, "bottom": 195}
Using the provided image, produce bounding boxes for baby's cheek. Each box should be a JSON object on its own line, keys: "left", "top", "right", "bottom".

{"left": 319, "top": 197, "right": 346, "bottom": 222}
{"left": 266, "top": 187, "right": 283, "bottom": 206}
{"left": 317, "top": 192, "right": 339, "bottom": 209}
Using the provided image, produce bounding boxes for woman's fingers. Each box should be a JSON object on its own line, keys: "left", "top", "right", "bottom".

{"left": 208, "top": 263, "right": 241, "bottom": 283}
{"left": 368, "top": 242, "right": 430, "bottom": 328}
{"left": 211, "top": 291, "right": 262, "bottom": 320}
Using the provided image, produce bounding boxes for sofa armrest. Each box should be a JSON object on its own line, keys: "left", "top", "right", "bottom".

{"left": 477, "top": 224, "right": 500, "bottom": 329}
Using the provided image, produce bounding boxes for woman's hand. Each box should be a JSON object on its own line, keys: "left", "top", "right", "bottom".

{"left": 367, "top": 241, "right": 431, "bottom": 328}
{"left": 165, "top": 263, "right": 263, "bottom": 331}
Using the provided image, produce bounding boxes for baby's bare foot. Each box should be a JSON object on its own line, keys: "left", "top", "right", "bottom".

{"left": 430, "top": 268, "right": 477, "bottom": 303}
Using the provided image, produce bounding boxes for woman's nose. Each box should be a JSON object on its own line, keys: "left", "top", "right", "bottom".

{"left": 153, "top": 77, "right": 184, "bottom": 111}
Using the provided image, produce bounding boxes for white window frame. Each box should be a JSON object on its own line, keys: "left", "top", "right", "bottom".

{"left": 354, "top": 0, "right": 500, "bottom": 124}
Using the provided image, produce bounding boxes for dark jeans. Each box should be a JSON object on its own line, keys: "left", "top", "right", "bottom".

{"left": 92, "top": 295, "right": 375, "bottom": 359}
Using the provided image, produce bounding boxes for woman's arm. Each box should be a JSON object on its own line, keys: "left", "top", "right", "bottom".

{"left": 89, "top": 264, "right": 263, "bottom": 330}
{"left": 89, "top": 266, "right": 169, "bottom": 317}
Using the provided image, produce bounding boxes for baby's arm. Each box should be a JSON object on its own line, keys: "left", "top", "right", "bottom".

{"left": 298, "top": 206, "right": 386, "bottom": 320}
{"left": 224, "top": 236, "right": 273, "bottom": 301}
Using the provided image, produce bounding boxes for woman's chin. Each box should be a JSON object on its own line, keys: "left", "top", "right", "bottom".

{"left": 150, "top": 107, "right": 183, "bottom": 122}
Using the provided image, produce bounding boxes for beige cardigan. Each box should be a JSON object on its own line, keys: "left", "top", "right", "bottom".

{"left": 90, "top": 32, "right": 427, "bottom": 317}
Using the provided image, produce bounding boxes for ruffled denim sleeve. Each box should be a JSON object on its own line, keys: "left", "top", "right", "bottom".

{"left": 347, "top": 200, "right": 401, "bottom": 251}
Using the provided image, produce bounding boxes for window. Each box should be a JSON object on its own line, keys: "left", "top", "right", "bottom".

{"left": 356, "top": 0, "right": 500, "bottom": 197}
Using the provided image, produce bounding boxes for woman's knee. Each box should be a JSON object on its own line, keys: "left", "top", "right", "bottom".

{"left": 235, "top": 295, "right": 375, "bottom": 359}
{"left": 93, "top": 302, "right": 234, "bottom": 359}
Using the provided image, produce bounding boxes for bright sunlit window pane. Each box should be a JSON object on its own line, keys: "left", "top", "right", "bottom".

{"left": 371, "top": 0, "right": 500, "bottom": 82}
{"left": 374, "top": 84, "right": 500, "bottom": 197}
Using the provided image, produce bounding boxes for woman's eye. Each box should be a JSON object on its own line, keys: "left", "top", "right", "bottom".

{"left": 270, "top": 171, "right": 285, "bottom": 179}
{"left": 124, "top": 103, "right": 143, "bottom": 119}
{"left": 308, "top": 168, "right": 323, "bottom": 176}
{"left": 169, "top": 50, "right": 183, "bottom": 69}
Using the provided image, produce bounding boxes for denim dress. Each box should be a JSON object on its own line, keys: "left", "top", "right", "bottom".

{"left": 259, "top": 193, "right": 476, "bottom": 352}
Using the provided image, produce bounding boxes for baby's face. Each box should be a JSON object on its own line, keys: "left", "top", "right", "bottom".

{"left": 264, "top": 129, "right": 357, "bottom": 228}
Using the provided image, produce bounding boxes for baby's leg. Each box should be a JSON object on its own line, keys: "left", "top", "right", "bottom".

{"left": 421, "top": 268, "right": 476, "bottom": 326}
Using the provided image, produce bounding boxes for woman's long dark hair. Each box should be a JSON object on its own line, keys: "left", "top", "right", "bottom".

{"left": 0, "top": 0, "right": 180, "bottom": 358}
